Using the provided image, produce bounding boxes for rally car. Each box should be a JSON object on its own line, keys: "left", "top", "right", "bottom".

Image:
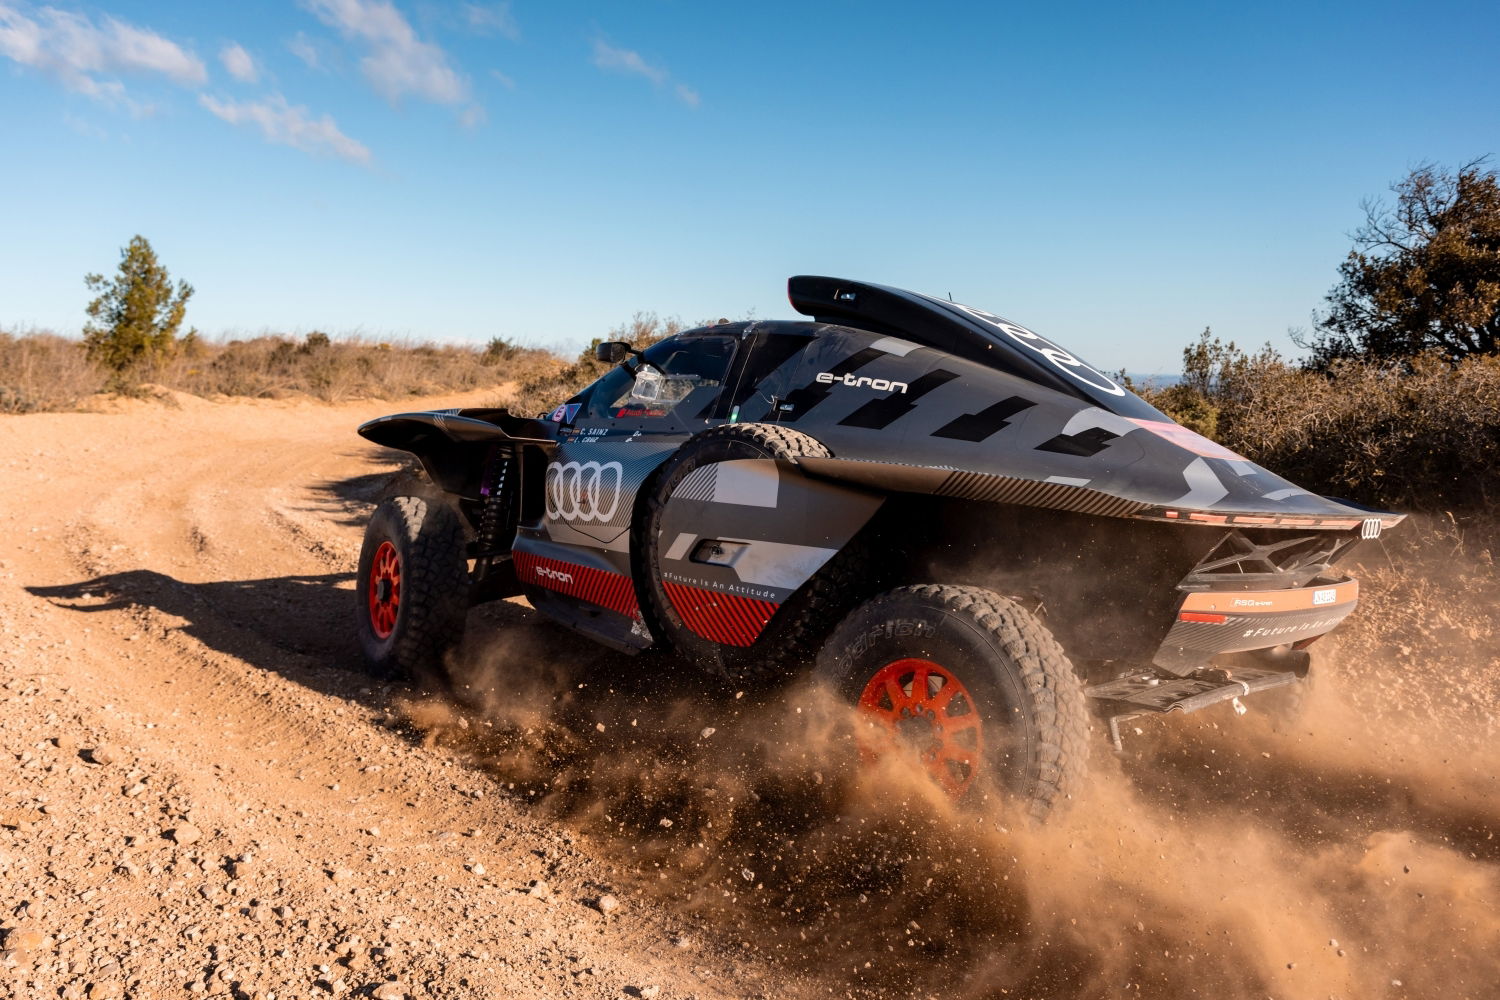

{"left": 353, "top": 276, "right": 1402, "bottom": 818}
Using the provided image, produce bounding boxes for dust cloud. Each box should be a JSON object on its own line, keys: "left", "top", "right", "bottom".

{"left": 398, "top": 593, "right": 1500, "bottom": 1000}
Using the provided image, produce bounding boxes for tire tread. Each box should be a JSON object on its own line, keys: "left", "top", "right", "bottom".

{"left": 820, "top": 583, "right": 1091, "bottom": 821}
{"left": 357, "top": 496, "right": 469, "bottom": 680}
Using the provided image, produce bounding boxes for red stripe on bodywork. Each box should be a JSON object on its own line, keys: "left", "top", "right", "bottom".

{"left": 662, "top": 581, "right": 779, "bottom": 647}
{"left": 513, "top": 551, "right": 640, "bottom": 620}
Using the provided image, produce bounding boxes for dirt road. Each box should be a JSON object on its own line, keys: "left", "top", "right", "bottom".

{"left": 0, "top": 390, "right": 818, "bottom": 1000}
{"left": 2, "top": 390, "right": 1499, "bottom": 1000}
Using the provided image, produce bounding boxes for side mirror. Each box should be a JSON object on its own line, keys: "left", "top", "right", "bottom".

{"left": 595, "top": 341, "right": 631, "bottom": 364}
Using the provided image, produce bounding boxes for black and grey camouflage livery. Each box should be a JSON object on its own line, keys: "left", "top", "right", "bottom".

{"left": 357, "top": 275, "right": 1402, "bottom": 700}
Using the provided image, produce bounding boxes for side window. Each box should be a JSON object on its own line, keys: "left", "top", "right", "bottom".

{"left": 589, "top": 336, "right": 736, "bottom": 425}
{"left": 719, "top": 332, "right": 812, "bottom": 422}
{"left": 581, "top": 365, "right": 634, "bottom": 422}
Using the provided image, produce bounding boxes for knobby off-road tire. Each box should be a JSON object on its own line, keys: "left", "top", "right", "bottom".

{"left": 816, "top": 585, "right": 1091, "bottom": 821}
{"left": 356, "top": 496, "right": 470, "bottom": 682}
{"left": 639, "top": 422, "right": 865, "bottom": 688}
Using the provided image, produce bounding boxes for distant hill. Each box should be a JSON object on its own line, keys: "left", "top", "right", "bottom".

{"left": 1126, "top": 372, "right": 1182, "bottom": 389}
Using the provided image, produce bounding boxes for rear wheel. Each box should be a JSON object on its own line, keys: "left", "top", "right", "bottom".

{"left": 355, "top": 496, "right": 470, "bottom": 680}
{"left": 816, "top": 584, "right": 1090, "bottom": 820}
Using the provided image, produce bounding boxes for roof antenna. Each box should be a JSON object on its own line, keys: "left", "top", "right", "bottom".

{"left": 947, "top": 292, "right": 954, "bottom": 302}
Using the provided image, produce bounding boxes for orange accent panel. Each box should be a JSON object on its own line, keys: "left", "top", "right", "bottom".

{"left": 1180, "top": 579, "right": 1358, "bottom": 614}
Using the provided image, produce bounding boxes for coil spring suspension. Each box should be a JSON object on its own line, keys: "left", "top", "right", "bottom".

{"left": 476, "top": 447, "right": 514, "bottom": 553}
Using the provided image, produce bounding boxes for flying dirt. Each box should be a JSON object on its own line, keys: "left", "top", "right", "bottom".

{"left": 354, "top": 276, "right": 1404, "bottom": 827}
{"left": 1, "top": 382, "right": 1497, "bottom": 1000}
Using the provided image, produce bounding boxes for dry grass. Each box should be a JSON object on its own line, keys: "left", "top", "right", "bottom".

{"left": 0, "top": 328, "right": 563, "bottom": 412}
{"left": 0, "top": 330, "right": 105, "bottom": 413}
{"left": 159, "top": 334, "right": 561, "bottom": 403}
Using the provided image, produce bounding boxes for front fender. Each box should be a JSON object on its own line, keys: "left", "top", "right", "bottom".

{"left": 357, "top": 409, "right": 555, "bottom": 498}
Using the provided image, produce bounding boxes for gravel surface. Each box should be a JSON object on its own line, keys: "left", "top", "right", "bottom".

{"left": 4, "top": 389, "right": 1499, "bottom": 1000}
{"left": 0, "top": 391, "right": 811, "bottom": 1000}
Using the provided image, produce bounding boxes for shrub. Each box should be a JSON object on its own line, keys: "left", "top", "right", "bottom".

{"left": 0, "top": 330, "right": 104, "bottom": 413}
{"left": 483, "top": 336, "right": 521, "bottom": 364}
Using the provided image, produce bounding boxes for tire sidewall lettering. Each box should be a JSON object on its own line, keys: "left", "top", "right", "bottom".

{"left": 846, "top": 617, "right": 935, "bottom": 659}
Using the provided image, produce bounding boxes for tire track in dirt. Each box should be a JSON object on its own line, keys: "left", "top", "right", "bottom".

{"left": 2, "top": 392, "right": 818, "bottom": 1000}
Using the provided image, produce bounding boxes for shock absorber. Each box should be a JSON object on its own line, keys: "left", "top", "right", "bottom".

{"left": 475, "top": 446, "right": 514, "bottom": 554}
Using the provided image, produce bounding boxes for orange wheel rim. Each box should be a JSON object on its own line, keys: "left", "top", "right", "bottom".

{"left": 368, "top": 541, "right": 401, "bottom": 639}
{"left": 856, "top": 658, "right": 985, "bottom": 799}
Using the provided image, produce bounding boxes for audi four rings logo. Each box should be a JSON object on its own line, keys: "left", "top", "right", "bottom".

{"left": 545, "top": 460, "right": 624, "bottom": 522}
{"left": 1362, "top": 518, "right": 1382, "bottom": 540}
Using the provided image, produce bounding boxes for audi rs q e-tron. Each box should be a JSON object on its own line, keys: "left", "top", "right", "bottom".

{"left": 353, "top": 276, "right": 1401, "bottom": 817}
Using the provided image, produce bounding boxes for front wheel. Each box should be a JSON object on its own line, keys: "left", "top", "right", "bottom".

{"left": 355, "top": 496, "right": 470, "bottom": 680}
{"left": 815, "top": 585, "right": 1090, "bottom": 820}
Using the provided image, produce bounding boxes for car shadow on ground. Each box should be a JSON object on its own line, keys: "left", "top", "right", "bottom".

{"left": 309, "top": 449, "right": 427, "bottom": 528}
{"left": 23, "top": 567, "right": 657, "bottom": 722}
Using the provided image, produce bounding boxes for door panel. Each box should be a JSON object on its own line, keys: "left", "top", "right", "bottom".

{"left": 514, "top": 334, "right": 740, "bottom": 640}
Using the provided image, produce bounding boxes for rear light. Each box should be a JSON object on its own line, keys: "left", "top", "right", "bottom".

{"left": 1179, "top": 612, "right": 1228, "bottom": 624}
{"left": 1291, "top": 635, "right": 1322, "bottom": 650}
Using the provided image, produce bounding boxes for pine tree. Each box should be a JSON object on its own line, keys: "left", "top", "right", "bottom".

{"left": 83, "top": 235, "right": 193, "bottom": 384}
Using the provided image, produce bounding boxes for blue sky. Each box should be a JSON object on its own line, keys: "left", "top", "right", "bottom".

{"left": 1, "top": 0, "right": 1496, "bottom": 372}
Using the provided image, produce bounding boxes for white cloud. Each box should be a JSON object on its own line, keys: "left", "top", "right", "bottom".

{"left": 489, "top": 67, "right": 515, "bottom": 90}
{"left": 199, "top": 93, "right": 372, "bottom": 165}
{"left": 107, "top": 17, "right": 205, "bottom": 83}
{"left": 463, "top": 2, "right": 518, "bottom": 40}
{"left": 591, "top": 38, "right": 698, "bottom": 107}
{"left": 302, "top": 0, "right": 469, "bottom": 106}
{"left": 219, "top": 41, "right": 257, "bottom": 83}
{"left": 591, "top": 39, "right": 665, "bottom": 85}
{"left": 287, "top": 30, "right": 321, "bottom": 70}
{"left": 0, "top": 3, "right": 206, "bottom": 103}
